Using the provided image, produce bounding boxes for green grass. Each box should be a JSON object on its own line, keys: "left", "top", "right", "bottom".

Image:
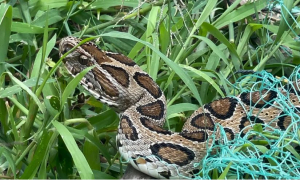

{"left": 0, "top": 0, "right": 300, "bottom": 179}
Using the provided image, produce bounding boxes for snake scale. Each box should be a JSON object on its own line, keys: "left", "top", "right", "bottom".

{"left": 59, "top": 37, "right": 299, "bottom": 179}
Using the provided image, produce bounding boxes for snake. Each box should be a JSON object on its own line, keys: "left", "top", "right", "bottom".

{"left": 58, "top": 36, "right": 299, "bottom": 179}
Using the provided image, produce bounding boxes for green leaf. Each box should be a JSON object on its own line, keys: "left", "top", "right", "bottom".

{"left": 21, "top": 130, "right": 53, "bottom": 179}
{"left": 0, "top": 77, "right": 55, "bottom": 98}
{"left": 255, "top": 145, "right": 268, "bottom": 154}
{"left": 159, "top": 21, "right": 170, "bottom": 54}
{"left": 253, "top": 124, "right": 263, "bottom": 133}
{"left": 0, "top": 147, "right": 16, "bottom": 178}
{"left": 93, "top": 169, "right": 116, "bottom": 179}
{"left": 61, "top": 66, "right": 94, "bottom": 109}
{"left": 68, "top": 127, "right": 112, "bottom": 164}
{"left": 201, "top": 22, "right": 240, "bottom": 70}
{"left": 285, "top": 144, "right": 300, "bottom": 160}
{"left": 191, "top": 35, "right": 230, "bottom": 67}
{"left": 182, "top": 65, "right": 225, "bottom": 97}
{"left": 128, "top": 32, "right": 147, "bottom": 60}
{"left": 48, "top": 95, "right": 60, "bottom": 110}
{"left": 83, "top": 140, "right": 101, "bottom": 170}
{"left": 35, "top": 0, "right": 68, "bottom": 10}
{"left": 167, "top": 103, "right": 199, "bottom": 118}
{"left": 214, "top": 0, "right": 267, "bottom": 28}
{"left": 236, "top": 24, "right": 263, "bottom": 57}
{"left": 274, "top": 0, "right": 294, "bottom": 44}
{"left": 0, "top": 3, "right": 12, "bottom": 74}
{"left": 75, "top": 109, "right": 118, "bottom": 134}
{"left": 53, "top": 121, "right": 94, "bottom": 179}
{"left": 31, "top": 34, "right": 56, "bottom": 79}
{"left": 5, "top": 72, "right": 45, "bottom": 113}
{"left": 31, "top": 9, "right": 63, "bottom": 26}
{"left": 147, "top": 6, "right": 160, "bottom": 80}
{"left": 18, "top": 0, "right": 31, "bottom": 23}
{"left": 67, "top": 126, "right": 112, "bottom": 165}
{"left": 218, "top": 162, "right": 232, "bottom": 179}
{"left": 11, "top": 22, "right": 56, "bottom": 33}
{"left": 149, "top": 32, "right": 160, "bottom": 81}
{"left": 88, "top": 0, "right": 139, "bottom": 10}
{"left": 9, "top": 33, "right": 34, "bottom": 45}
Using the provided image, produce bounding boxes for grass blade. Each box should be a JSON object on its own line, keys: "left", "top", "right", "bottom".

{"left": 20, "top": 130, "right": 53, "bottom": 179}
{"left": 61, "top": 66, "right": 94, "bottom": 109}
{"left": 53, "top": 121, "right": 94, "bottom": 179}
{"left": 0, "top": 3, "right": 12, "bottom": 74}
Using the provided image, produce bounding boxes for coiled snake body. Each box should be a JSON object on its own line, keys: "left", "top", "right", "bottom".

{"left": 59, "top": 37, "right": 298, "bottom": 179}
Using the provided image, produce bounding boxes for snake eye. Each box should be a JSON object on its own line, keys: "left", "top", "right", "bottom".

{"left": 63, "top": 44, "right": 73, "bottom": 54}
{"left": 79, "top": 55, "right": 88, "bottom": 65}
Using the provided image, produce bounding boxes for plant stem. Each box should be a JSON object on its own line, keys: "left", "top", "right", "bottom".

{"left": 73, "top": 0, "right": 168, "bottom": 36}
{"left": 104, "top": 152, "right": 120, "bottom": 173}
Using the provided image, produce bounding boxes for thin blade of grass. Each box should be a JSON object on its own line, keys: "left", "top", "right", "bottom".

{"left": 201, "top": 22, "right": 240, "bottom": 70}
{"left": 159, "top": 21, "right": 170, "bottom": 54}
{"left": 18, "top": 0, "right": 31, "bottom": 23}
{"left": 274, "top": 0, "right": 294, "bottom": 44}
{"left": 146, "top": 6, "right": 160, "bottom": 80}
{"left": 0, "top": 147, "right": 16, "bottom": 178}
{"left": 53, "top": 121, "right": 94, "bottom": 179}
{"left": 31, "top": 9, "right": 63, "bottom": 26}
{"left": 181, "top": 65, "right": 225, "bottom": 97}
{"left": 0, "top": 3, "right": 12, "bottom": 73}
{"left": 236, "top": 24, "right": 263, "bottom": 57}
{"left": 5, "top": 72, "right": 45, "bottom": 113}
{"left": 218, "top": 161, "right": 232, "bottom": 179}
{"left": 285, "top": 144, "right": 300, "bottom": 160}
{"left": 0, "top": 77, "right": 55, "bottom": 98}
{"left": 167, "top": 103, "right": 199, "bottom": 118}
{"left": 20, "top": 130, "right": 53, "bottom": 179}
{"left": 0, "top": 3, "right": 12, "bottom": 136}
{"left": 175, "top": 0, "right": 218, "bottom": 64}
{"left": 164, "top": 0, "right": 218, "bottom": 97}
{"left": 37, "top": 131, "right": 58, "bottom": 179}
{"left": 11, "top": 22, "right": 56, "bottom": 33}
{"left": 61, "top": 66, "right": 94, "bottom": 108}
{"left": 88, "top": 0, "right": 139, "bottom": 10}
{"left": 192, "top": 35, "right": 230, "bottom": 67}
{"left": 67, "top": 126, "right": 112, "bottom": 165}
{"left": 214, "top": 0, "right": 267, "bottom": 29}
{"left": 35, "top": 0, "right": 68, "bottom": 10}
{"left": 31, "top": 34, "right": 56, "bottom": 79}
{"left": 83, "top": 140, "right": 101, "bottom": 170}
{"left": 149, "top": 33, "right": 160, "bottom": 81}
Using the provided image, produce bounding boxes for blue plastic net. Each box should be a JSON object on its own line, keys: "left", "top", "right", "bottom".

{"left": 197, "top": 66, "right": 300, "bottom": 179}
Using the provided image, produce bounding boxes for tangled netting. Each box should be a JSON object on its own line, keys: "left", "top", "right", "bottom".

{"left": 196, "top": 1, "right": 300, "bottom": 179}
{"left": 125, "top": 67, "right": 300, "bottom": 179}
{"left": 196, "top": 66, "right": 300, "bottom": 179}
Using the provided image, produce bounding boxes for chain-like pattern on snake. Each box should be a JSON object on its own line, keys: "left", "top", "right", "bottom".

{"left": 59, "top": 37, "right": 299, "bottom": 179}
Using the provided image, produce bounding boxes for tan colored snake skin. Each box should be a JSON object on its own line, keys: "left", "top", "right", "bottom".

{"left": 59, "top": 37, "right": 299, "bottom": 179}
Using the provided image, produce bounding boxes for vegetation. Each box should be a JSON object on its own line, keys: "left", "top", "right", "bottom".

{"left": 0, "top": 0, "right": 300, "bottom": 179}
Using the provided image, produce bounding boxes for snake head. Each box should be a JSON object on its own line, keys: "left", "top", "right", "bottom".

{"left": 59, "top": 36, "right": 152, "bottom": 112}
{"left": 59, "top": 37, "right": 97, "bottom": 72}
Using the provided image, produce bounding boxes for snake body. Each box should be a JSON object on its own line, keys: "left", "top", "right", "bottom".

{"left": 59, "top": 37, "right": 299, "bottom": 179}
